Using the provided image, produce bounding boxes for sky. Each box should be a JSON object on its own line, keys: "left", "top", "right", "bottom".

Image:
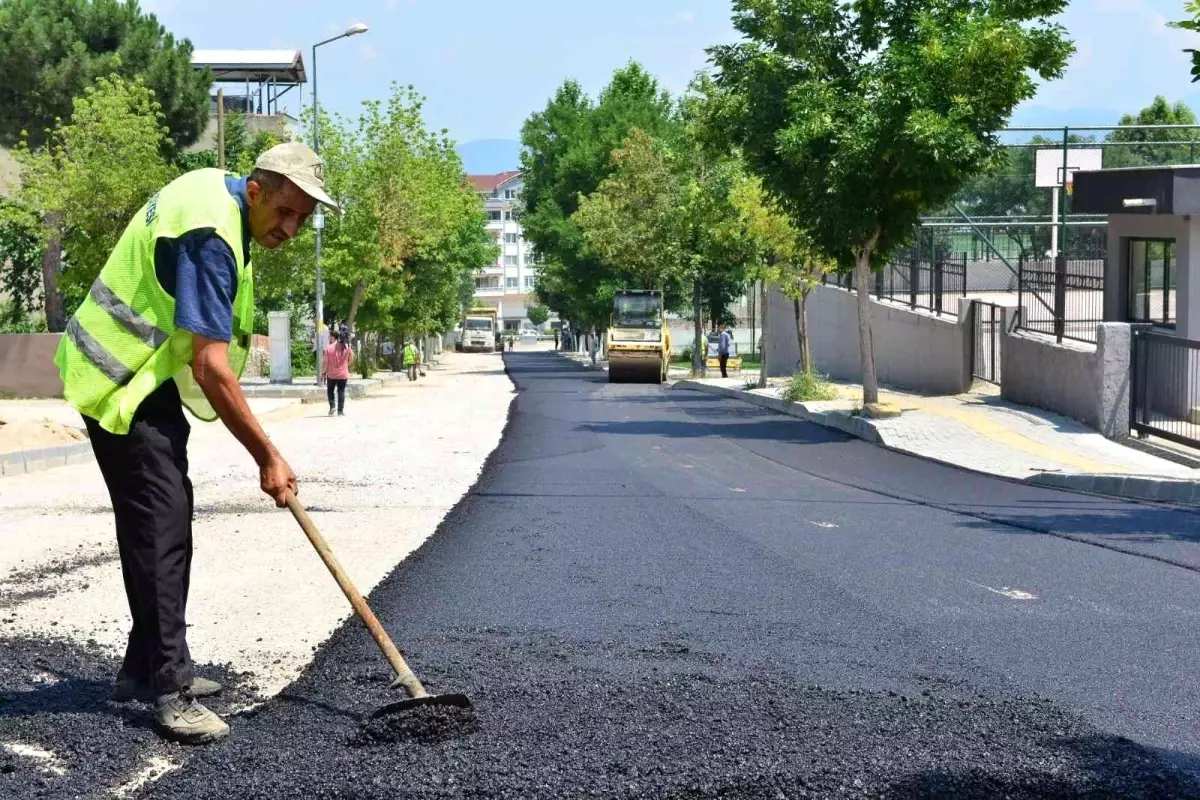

{"left": 141, "top": 0, "right": 1200, "bottom": 158}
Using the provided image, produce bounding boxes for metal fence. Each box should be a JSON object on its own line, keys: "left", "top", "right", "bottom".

{"left": 1016, "top": 255, "right": 1106, "bottom": 344}
{"left": 972, "top": 301, "right": 1004, "bottom": 385}
{"left": 1131, "top": 329, "right": 1200, "bottom": 449}
{"left": 823, "top": 250, "right": 966, "bottom": 317}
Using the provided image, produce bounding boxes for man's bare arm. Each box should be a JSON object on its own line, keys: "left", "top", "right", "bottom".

{"left": 192, "top": 334, "right": 296, "bottom": 506}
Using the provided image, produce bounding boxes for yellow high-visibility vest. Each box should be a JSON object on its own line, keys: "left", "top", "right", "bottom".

{"left": 54, "top": 169, "right": 255, "bottom": 434}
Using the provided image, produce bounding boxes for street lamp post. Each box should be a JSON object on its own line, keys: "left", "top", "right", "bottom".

{"left": 311, "top": 22, "right": 368, "bottom": 384}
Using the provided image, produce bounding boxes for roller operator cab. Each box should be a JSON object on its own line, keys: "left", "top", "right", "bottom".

{"left": 460, "top": 308, "right": 498, "bottom": 352}
{"left": 606, "top": 290, "right": 671, "bottom": 383}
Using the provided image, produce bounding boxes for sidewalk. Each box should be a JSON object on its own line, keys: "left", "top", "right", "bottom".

{"left": 675, "top": 377, "right": 1199, "bottom": 503}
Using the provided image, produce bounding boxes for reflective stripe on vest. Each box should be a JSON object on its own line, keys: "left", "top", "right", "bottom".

{"left": 89, "top": 280, "right": 170, "bottom": 349}
{"left": 64, "top": 316, "right": 135, "bottom": 387}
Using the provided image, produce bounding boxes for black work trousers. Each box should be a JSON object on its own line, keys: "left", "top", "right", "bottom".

{"left": 326, "top": 378, "right": 347, "bottom": 412}
{"left": 719, "top": 353, "right": 729, "bottom": 378}
{"left": 84, "top": 380, "right": 194, "bottom": 697}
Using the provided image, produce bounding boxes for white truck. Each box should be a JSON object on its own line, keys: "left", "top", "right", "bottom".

{"left": 459, "top": 307, "right": 498, "bottom": 352}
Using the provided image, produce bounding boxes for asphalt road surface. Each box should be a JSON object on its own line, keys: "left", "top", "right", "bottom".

{"left": 9, "top": 351, "right": 1200, "bottom": 799}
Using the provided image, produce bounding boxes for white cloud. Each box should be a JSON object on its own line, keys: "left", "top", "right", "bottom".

{"left": 360, "top": 43, "right": 380, "bottom": 62}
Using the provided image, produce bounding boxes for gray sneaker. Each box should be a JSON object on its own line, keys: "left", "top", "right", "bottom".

{"left": 154, "top": 691, "right": 229, "bottom": 744}
{"left": 113, "top": 675, "right": 223, "bottom": 703}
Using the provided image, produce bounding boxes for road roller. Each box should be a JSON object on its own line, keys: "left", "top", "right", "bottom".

{"left": 607, "top": 289, "right": 671, "bottom": 383}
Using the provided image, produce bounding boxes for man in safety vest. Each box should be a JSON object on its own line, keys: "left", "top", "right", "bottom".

{"left": 54, "top": 142, "right": 339, "bottom": 745}
{"left": 403, "top": 341, "right": 419, "bottom": 381}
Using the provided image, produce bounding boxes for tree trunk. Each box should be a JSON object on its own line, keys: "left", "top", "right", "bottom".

{"left": 855, "top": 246, "right": 879, "bottom": 405}
{"left": 692, "top": 277, "right": 704, "bottom": 377}
{"left": 346, "top": 280, "right": 365, "bottom": 332}
{"left": 41, "top": 215, "right": 66, "bottom": 332}
{"left": 794, "top": 296, "right": 806, "bottom": 374}
{"left": 391, "top": 326, "right": 402, "bottom": 372}
{"left": 757, "top": 279, "right": 768, "bottom": 388}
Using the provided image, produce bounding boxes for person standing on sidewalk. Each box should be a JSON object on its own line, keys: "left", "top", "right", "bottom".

{"left": 718, "top": 325, "right": 733, "bottom": 378}
{"left": 53, "top": 143, "right": 339, "bottom": 745}
{"left": 403, "top": 340, "right": 419, "bottom": 381}
{"left": 322, "top": 327, "right": 353, "bottom": 416}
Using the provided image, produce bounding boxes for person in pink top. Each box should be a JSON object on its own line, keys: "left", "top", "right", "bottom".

{"left": 321, "top": 327, "right": 354, "bottom": 416}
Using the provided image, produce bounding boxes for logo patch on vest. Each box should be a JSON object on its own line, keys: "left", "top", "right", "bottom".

{"left": 145, "top": 192, "right": 161, "bottom": 225}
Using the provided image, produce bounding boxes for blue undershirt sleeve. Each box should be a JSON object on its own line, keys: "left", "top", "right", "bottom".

{"left": 172, "top": 230, "right": 239, "bottom": 342}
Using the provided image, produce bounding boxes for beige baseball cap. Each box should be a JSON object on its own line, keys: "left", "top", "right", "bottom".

{"left": 254, "top": 142, "right": 340, "bottom": 212}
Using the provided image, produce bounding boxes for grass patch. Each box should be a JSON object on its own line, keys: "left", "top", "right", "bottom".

{"left": 781, "top": 371, "right": 838, "bottom": 404}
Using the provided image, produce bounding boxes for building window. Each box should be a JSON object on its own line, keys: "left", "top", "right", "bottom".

{"left": 487, "top": 210, "right": 502, "bottom": 221}
{"left": 505, "top": 277, "right": 519, "bottom": 289}
{"left": 504, "top": 233, "right": 519, "bottom": 244}
{"left": 504, "top": 255, "right": 518, "bottom": 266}
{"left": 525, "top": 247, "right": 537, "bottom": 264}
{"left": 1127, "top": 238, "right": 1176, "bottom": 327}
{"left": 524, "top": 276, "right": 536, "bottom": 289}
{"left": 475, "top": 276, "right": 498, "bottom": 290}
{"left": 504, "top": 210, "right": 514, "bottom": 221}
{"left": 504, "top": 189, "right": 519, "bottom": 200}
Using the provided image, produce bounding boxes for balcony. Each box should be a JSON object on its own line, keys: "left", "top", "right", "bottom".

{"left": 474, "top": 285, "right": 504, "bottom": 297}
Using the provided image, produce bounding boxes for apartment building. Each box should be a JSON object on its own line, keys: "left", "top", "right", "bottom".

{"left": 469, "top": 171, "right": 545, "bottom": 332}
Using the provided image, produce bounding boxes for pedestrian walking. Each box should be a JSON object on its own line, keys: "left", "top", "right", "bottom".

{"left": 52, "top": 143, "right": 338, "bottom": 745}
{"left": 313, "top": 321, "right": 329, "bottom": 385}
{"left": 553, "top": 328, "right": 560, "bottom": 350}
{"left": 322, "top": 327, "right": 353, "bottom": 416}
{"left": 719, "top": 325, "right": 733, "bottom": 378}
{"left": 403, "top": 340, "right": 419, "bottom": 381}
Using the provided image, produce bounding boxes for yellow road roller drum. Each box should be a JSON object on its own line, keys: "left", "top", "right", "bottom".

{"left": 607, "top": 290, "right": 670, "bottom": 384}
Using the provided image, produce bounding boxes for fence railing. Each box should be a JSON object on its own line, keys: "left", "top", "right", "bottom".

{"left": 972, "top": 301, "right": 1004, "bottom": 385}
{"left": 1016, "top": 255, "right": 1106, "bottom": 344}
{"left": 1131, "top": 329, "right": 1200, "bottom": 449}
{"left": 823, "top": 250, "right": 967, "bottom": 317}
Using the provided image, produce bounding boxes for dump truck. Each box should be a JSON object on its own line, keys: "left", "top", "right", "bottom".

{"left": 459, "top": 307, "right": 498, "bottom": 352}
{"left": 606, "top": 289, "right": 671, "bottom": 383}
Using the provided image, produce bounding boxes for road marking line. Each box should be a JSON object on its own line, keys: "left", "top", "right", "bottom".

{"left": 731, "top": 487, "right": 746, "bottom": 492}
{"left": 808, "top": 521, "right": 838, "bottom": 529}
{"left": 109, "top": 755, "right": 180, "bottom": 797}
{"left": 3, "top": 742, "right": 66, "bottom": 776}
{"left": 966, "top": 580, "right": 1038, "bottom": 601}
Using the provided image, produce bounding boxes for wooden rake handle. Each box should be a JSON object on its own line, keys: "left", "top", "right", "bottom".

{"left": 284, "top": 492, "right": 429, "bottom": 699}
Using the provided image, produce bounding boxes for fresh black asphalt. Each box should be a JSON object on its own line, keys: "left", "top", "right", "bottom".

{"left": 6, "top": 350, "right": 1200, "bottom": 798}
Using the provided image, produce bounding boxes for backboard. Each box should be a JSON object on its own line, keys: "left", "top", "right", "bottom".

{"left": 1035, "top": 148, "right": 1103, "bottom": 188}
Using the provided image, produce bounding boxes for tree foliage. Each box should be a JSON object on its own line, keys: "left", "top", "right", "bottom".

{"left": 1170, "top": 1, "right": 1200, "bottom": 82}
{"left": 520, "top": 64, "right": 676, "bottom": 330}
{"left": 299, "top": 85, "right": 494, "bottom": 342}
{"left": 709, "top": 0, "right": 1073, "bottom": 403}
{"left": 8, "top": 73, "right": 176, "bottom": 310}
{"left": 0, "top": 0, "right": 211, "bottom": 150}
{"left": 526, "top": 304, "right": 549, "bottom": 327}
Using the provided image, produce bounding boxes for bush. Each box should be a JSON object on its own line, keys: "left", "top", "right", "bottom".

{"left": 679, "top": 346, "right": 692, "bottom": 363}
{"left": 781, "top": 370, "right": 838, "bottom": 403}
{"left": 291, "top": 343, "right": 316, "bottom": 377}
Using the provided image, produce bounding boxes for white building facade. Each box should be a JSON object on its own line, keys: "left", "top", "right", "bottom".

{"left": 469, "top": 171, "right": 547, "bottom": 332}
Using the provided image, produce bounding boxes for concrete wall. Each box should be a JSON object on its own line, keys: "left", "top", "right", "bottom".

{"left": 0, "top": 334, "right": 63, "bottom": 398}
{"left": 1001, "top": 313, "right": 1132, "bottom": 437}
{"left": 764, "top": 284, "right": 972, "bottom": 395}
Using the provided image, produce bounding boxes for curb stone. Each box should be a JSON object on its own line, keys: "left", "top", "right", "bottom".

{"left": 1, "top": 440, "right": 93, "bottom": 478}
{"left": 672, "top": 379, "right": 1197, "bottom": 505}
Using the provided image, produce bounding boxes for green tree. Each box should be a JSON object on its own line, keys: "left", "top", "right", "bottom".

{"left": 521, "top": 64, "right": 677, "bottom": 333}
{"left": 1105, "top": 96, "right": 1200, "bottom": 167}
{"left": 526, "top": 304, "right": 549, "bottom": 327}
{"left": 7, "top": 73, "right": 176, "bottom": 330}
{"left": 0, "top": 0, "right": 211, "bottom": 150}
{"left": 710, "top": 0, "right": 1072, "bottom": 405}
{"left": 0, "top": 208, "right": 44, "bottom": 328}
{"left": 1170, "top": 1, "right": 1200, "bottom": 82}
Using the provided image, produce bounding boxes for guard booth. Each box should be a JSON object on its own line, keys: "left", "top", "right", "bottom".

{"left": 1073, "top": 165, "right": 1200, "bottom": 446}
